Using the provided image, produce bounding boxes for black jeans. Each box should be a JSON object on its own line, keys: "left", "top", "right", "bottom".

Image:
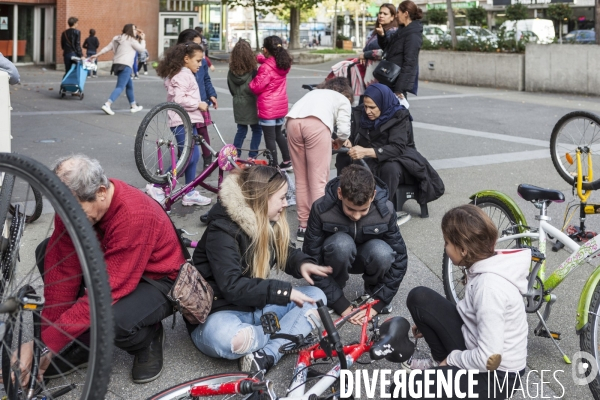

{"left": 63, "top": 52, "right": 77, "bottom": 77}
{"left": 36, "top": 239, "right": 173, "bottom": 354}
{"left": 336, "top": 153, "right": 404, "bottom": 202}
{"left": 322, "top": 232, "right": 394, "bottom": 297}
{"left": 402, "top": 286, "right": 523, "bottom": 399}
{"left": 262, "top": 124, "right": 290, "bottom": 166}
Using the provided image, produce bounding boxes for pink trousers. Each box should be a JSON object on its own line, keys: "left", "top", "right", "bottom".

{"left": 286, "top": 117, "right": 332, "bottom": 227}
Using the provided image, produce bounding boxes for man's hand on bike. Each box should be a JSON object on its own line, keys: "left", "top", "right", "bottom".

{"left": 11, "top": 341, "right": 53, "bottom": 386}
{"left": 332, "top": 138, "right": 345, "bottom": 150}
{"left": 198, "top": 102, "right": 209, "bottom": 112}
{"left": 290, "top": 288, "right": 316, "bottom": 307}
{"left": 210, "top": 96, "right": 218, "bottom": 109}
{"left": 349, "top": 307, "right": 378, "bottom": 325}
{"left": 300, "top": 263, "right": 332, "bottom": 285}
{"left": 411, "top": 324, "right": 424, "bottom": 339}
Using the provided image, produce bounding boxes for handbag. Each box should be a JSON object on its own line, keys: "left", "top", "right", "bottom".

{"left": 144, "top": 218, "right": 213, "bottom": 326}
{"left": 372, "top": 53, "right": 401, "bottom": 87}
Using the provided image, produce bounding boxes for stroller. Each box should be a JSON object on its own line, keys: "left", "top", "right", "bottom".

{"left": 59, "top": 56, "right": 96, "bottom": 100}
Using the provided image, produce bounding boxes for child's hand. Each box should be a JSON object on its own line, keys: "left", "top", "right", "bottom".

{"left": 198, "top": 102, "right": 209, "bottom": 111}
{"left": 210, "top": 96, "right": 218, "bottom": 110}
{"left": 411, "top": 324, "right": 424, "bottom": 339}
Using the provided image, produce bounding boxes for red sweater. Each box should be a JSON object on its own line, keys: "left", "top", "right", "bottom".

{"left": 41, "top": 179, "right": 184, "bottom": 353}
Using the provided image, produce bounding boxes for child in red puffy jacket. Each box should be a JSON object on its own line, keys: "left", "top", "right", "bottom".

{"left": 249, "top": 36, "right": 293, "bottom": 170}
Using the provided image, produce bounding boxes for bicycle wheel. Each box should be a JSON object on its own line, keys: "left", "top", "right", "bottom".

{"left": 8, "top": 184, "right": 42, "bottom": 223}
{"left": 148, "top": 373, "right": 253, "bottom": 400}
{"left": 580, "top": 281, "right": 600, "bottom": 399}
{"left": 135, "top": 102, "right": 194, "bottom": 185}
{"left": 442, "top": 196, "right": 522, "bottom": 305}
{"left": 0, "top": 153, "right": 113, "bottom": 400}
{"left": 550, "top": 111, "right": 600, "bottom": 190}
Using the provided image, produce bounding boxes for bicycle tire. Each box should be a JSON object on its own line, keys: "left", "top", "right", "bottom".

{"left": 0, "top": 153, "right": 113, "bottom": 400}
{"left": 135, "top": 102, "right": 194, "bottom": 185}
{"left": 148, "top": 372, "right": 253, "bottom": 400}
{"left": 580, "top": 280, "right": 600, "bottom": 400}
{"left": 0, "top": 174, "right": 15, "bottom": 227}
{"left": 442, "top": 196, "right": 523, "bottom": 305}
{"left": 550, "top": 111, "right": 600, "bottom": 190}
{"left": 8, "top": 185, "right": 42, "bottom": 223}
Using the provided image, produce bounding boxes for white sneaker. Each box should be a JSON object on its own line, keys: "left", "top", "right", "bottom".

{"left": 146, "top": 184, "right": 165, "bottom": 203}
{"left": 397, "top": 211, "right": 412, "bottom": 227}
{"left": 130, "top": 105, "right": 143, "bottom": 113}
{"left": 182, "top": 190, "right": 211, "bottom": 206}
{"left": 401, "top": 356, "right": 438, "bottom": 371}
{"left": 101, "top": 104, "right": 115, "bottom": 115}
{"left": 144, "top": 72, "right": 148, "bottom": 75}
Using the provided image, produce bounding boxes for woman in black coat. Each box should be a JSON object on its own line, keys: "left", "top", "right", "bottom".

{"left": 376, "top": 0, "right": 424, "bottom": 98}
{"left": 336, "top": 84, "right": 444, "bottom": 205}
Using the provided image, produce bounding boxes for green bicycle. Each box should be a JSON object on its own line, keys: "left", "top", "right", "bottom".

{"left": 443, "top": 111, "right": 600, "bottom": 399}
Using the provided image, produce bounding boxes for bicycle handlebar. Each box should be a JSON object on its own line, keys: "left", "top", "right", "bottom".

{"left": 316, "top": 300, "right": 347, "bottom": 369}
{"left": 334, "top": 147, "right": 368, "bottom": 168}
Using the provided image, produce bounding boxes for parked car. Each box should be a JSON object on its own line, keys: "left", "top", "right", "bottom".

{"left": 561, "top": 30, "right": 596, "bottom": 44}
{"left": 443, "top": 26, "right": 497, "bottom": 44}
{"left": 423, "top": 25, "right": 445, "bottom": 43}
{"left": 500, "top": 19, "right": 555, "bottom": 44}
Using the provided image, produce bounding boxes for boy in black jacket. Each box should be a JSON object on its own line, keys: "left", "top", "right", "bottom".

{"left": 303, "top": 164, "right": 408, "bottom": 323}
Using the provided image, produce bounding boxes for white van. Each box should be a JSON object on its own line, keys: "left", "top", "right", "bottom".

{"left": 500, "top": 19, "right": 555, "bottom": 44}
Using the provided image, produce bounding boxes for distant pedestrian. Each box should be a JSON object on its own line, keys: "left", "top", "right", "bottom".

{"left": 92, "top": 23, "right": 146, "bottom": 115}
{"left": 318, "top": 33, "right": 321, "bottom": 45}
{"left": 138, "top": 49, "right": 149, "bottom": 76}
{"left": 229, "top": 39, "right": 262, "bottom": 159}
{"left": 83, "top": 29, "right": 99, "bottom": 77}
{"left": 249, "top": 35, "right": 293, "bottom": 170}
{"left": 60, "top": 17, "right": 83, "bottom": 77}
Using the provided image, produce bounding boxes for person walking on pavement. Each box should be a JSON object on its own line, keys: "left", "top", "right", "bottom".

{"left": 61, "top": 17, "right": 83, "bottom": 77}
{"left": 92, "top": 24, "right": 146, "bottom": 115}
{"left": 83, "top": 29, "right": 99, "bottom": 78}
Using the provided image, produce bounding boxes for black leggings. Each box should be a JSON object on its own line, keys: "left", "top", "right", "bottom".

{"left": 137, "top": 61, "right": 147, "bottom": 73}
{"left": 262, "top": 124, "right": 290, "bottom": 166}
{"left": 401, "top": 286, "right": 523, "bottom": 399}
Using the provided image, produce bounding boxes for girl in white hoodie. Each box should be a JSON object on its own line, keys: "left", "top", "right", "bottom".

{"left": 401, "top": 204, "right": 530, "bottom": 399}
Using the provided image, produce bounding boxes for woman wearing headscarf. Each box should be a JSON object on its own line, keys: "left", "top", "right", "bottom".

{"left": 337, "top": 83, "right": 444, "bottom": 206}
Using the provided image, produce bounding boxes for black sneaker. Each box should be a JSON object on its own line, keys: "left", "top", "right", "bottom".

{"left": 380, "top": 305, "right": 393, "bottom": 314}
{"left": 279, "top": 161, "right": 293, "bottom": 171}
{"left": 297, "top": 227, "right": 306, "bottom": 242}
{"left": 44, "top": 342, "right": 90, "bottom": 379}
{"left": 239, "top": 349, "right": 275, "bottom": 376}
{"left": 132, "top": 323, "right": 165, "bottom": 384}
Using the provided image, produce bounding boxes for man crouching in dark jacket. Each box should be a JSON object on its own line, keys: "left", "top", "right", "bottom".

{"left": 303, "top": 164, "right": 407, "bottom": 324}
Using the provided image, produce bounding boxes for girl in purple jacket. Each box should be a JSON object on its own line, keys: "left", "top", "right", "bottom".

{"left": 249, "top": 36, "right": 293, "bottom": 170}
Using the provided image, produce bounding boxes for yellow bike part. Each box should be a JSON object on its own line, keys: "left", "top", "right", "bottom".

{"left": 576, "top": 148, "right": 593, "bottom": 202}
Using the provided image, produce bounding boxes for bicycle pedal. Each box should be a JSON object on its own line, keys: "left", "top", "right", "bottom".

{"left": 535, "top": 328, "right": 561, "bottom": 340}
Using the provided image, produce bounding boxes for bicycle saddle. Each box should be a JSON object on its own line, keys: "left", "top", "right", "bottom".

{"left": 517, "top": 184, "right": 565, "bottom": 203}
{"left": 370, "top": 317, "right": 415, "bottom": 363}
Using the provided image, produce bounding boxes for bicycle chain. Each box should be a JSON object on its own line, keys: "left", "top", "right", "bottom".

{"left": 278, "top": 333, "right": 319, "bottom": 354}
{"left": 0, "top": 205, "right": 25, "bottom": 297}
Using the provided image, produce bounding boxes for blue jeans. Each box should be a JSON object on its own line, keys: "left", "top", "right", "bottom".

{"left": 108, "top": 66, "right": 135, "bottom": 104}
{"left": 190, "top": 286, "right": 326, "bottom": 364}
{"left": 322, "top": 233, "right": 394, "bottom": 294}
{"left": 171, "top": 125, "right": 200, "bottom": 184}
{"left": 233, "top": 124, "right": 262, "bottom": 158}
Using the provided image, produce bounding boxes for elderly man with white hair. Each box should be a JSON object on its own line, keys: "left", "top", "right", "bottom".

{"left": 24, "top": 154, "right": 184, "bottom": 384}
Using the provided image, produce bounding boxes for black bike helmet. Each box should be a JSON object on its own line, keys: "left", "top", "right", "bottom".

{"left": 370, "top": 317, "right": 415, "bottom": 363}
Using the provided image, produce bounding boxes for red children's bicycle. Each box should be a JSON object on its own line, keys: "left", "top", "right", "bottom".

{"left": 148, "top": 296, "right": 415, "bottom": 400}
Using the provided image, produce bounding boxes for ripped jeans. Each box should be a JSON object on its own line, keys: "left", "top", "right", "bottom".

{"left": 190, "top": 286, "right": 326, "bottom": 365}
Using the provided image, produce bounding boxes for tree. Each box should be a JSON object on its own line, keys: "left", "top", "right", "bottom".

{"left": 263, "top": 0, "right": 321, "bottom": 49}
{"left": 427, "top": 8, "right": 447, "bottom": 25}
{"left": 466, "top": 6, "right": 487, "bottom": 26}
{"left": 547, "top": 3, "right": 573, "bottom": 43}
{"left": 505, "top": 3, "right": 529, "bottom": 21}
{"left": 446, "top": 0, "right": 457, "bottom": 49}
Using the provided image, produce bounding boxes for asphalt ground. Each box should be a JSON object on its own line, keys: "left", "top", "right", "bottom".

{"left": 6, "top": 59, "right": 600, "bottom": 399}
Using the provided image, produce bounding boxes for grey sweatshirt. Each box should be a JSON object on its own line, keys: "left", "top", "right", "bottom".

{"left": 447, "top": 248, "right": 530, "bottom": 373}
{"left": 0, "top": 53, "right": 19, "bottom": 85}
{"left": 96, "top": 34, "right": 146, "bottom": 70}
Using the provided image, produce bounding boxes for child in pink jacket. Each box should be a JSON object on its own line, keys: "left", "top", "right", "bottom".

{"left": 249, "top": 36, "right": 293, "bottom": 170}
{"left": 150, "top": 42, "right": 211, "bottom": 206}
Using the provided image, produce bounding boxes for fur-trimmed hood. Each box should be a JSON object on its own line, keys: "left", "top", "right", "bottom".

{"left": 213, "top": 173, "right": 259, "bottom": 241}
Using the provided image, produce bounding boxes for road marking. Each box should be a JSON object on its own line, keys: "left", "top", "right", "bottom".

{"left": 410, "top": 92, "right": 506, "bottom": 101}
{"left": 430, "top": 149, "right": 549, "bottom": 170}
{"left": 290, "top": 66, "right": 332, "bottom": 73}
{"left": 12, "top": 108, "right": 235, "bottom": 116}
{"left": 413, "top": 122, "right": 549, "bottom": 148}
